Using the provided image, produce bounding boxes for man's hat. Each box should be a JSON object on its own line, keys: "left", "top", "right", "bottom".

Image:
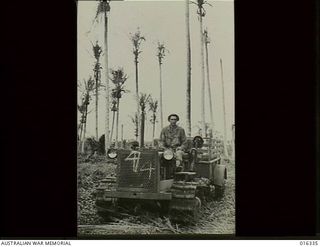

{"left": 168, "top": 114, "right": 179, "bottom": 121}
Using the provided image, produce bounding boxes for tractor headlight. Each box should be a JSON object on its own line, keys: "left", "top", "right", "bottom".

{"left": 107, "top": 149, "right": 117, "bottom": 159}
{"left": 163, "top": 149, "right": 174, "bottom": 160}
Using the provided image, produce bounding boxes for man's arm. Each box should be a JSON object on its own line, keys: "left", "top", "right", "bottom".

{"left": 178, "top": 128, "right": 187, "bottom": 151}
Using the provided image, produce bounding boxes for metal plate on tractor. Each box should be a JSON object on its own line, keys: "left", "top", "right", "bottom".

{"left": 103, "top": 190, "right": 171, "bottom": 200}
{"left": 117, "top": 150, "right": 160, "bottom": 192}
{"left": 213, "top": 164, "right": 227, "bottom": 186}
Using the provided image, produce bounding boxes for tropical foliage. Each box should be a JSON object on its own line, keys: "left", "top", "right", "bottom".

{"left": 110, "top": 68, "right": 128, "bottom": 148}
{"left": 148, "top": 97, "right": 158, "bottom": 144}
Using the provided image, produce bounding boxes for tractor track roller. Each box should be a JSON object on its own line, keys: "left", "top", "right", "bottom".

{"left": 95, "top": 198, "right": 118, "bottom": 221}
{"left": 169, "top": 181, "right": 201, "bottom": 222}
{"left": 169, "top": 197, "right": 201, "bottom": 222}
{"left": 171, "top": 181, "right": 197, "bottom": 199}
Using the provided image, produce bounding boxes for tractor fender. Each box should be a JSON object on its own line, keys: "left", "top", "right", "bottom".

{"left": 213, "top": 164, "right": 227, "bottom": 186}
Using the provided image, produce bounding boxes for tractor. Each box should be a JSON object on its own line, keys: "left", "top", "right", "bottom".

{"left": 95, "top": 135, "right": 227, "bottom": 222}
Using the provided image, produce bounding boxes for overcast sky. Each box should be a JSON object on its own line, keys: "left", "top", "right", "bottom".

{"left": 78, "top": 0, "right": 234, "bottom": 142}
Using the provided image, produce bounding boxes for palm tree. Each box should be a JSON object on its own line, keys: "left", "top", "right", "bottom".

{"left": 220, "top": 58, "right": 228, "bottom": 157}
{"left": 92, "top": 41, "right": 103, "bottom": 141}
{"left": 78, "top": 77, "right": 95, "bottom": 153}
{"left": 78, "top": 100, "right": 86, "bottom": 153}
{"left": 110, "top": 68, "right": 128, "bottom": 148}
{"left": 94, "top": 0, "right": 111, "bottom": 153}
{"left": 192, "top": 0, "right": 212, "bottom": 137}
{"left": 148, "top": 97, "right": 158, "bottom": 146}
{"left": 139, "top": 93, "right": 150, "bottom": 148}
{"left": 130, "top": 28, "right": 146, "bottom": 142}
{"left": 109, "top": 99, "right": 117, "bottom": 144}
{"left": 185, "top": 0, "right": 192, "bottom": 137}
{"left": 194, "top": 121, "right": 212, "bottom": 139}
{"left": 203, "top": 28, "right": 215, "bottom": 134}
{"left": 129, "top": 113, "right": 139, "bottom": 140}
{"left": 156, "top": 42, "right": 168, "bottom": 131}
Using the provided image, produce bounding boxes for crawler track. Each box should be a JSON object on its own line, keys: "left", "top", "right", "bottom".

{"left": 77, "top": 156, "right": 235, "bottom": 236}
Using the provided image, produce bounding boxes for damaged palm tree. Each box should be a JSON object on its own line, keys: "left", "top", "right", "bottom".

{"left": 156, "top": 42, "right": 168, "bottom": 130}
{"left": 94, "top": 0, "right": 110, "bottom": 21}
{"left": 92, "top": 41, "right": 103, "bottom": 141}
{"left": 110, "top": 68, "right": 128, "bottom": 148}
{"left": 109, "top": 99, "right": 117, "bottom": 145}
{"left": 220, "top": 58, "right": 228, "bottom": 157}
{"left": 139, "top": 93, "right": 150, "bottom": 148}
{"left": 192, "top": 0, "right": 212, "bottom": 137}
{"left": 78, "top": 77, "right": 95, "bottom": 153}
{"left": 94, "top": 0, "right": 111, "bottom": 153}
{"left": 130, "top": 113, "right": 139, "bottom": 141}
{"left": 203, "top": 28, "right": 215, "bottom": 134}
{"left": 185, "top": 0, "right": 192, "bottom": 137}
{"left": 148, "top": 97, "right": 158, "bottom": 146}
{"left": 130, "top": 28, "right": 145, "bottom": 143}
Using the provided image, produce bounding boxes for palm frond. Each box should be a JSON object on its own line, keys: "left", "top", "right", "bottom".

{"left": 130, "top": 28, "right": 146, "bottom": 56}
{"left": 157, "top": 42, "right": 169, "bottom": 64}
{"left": 203, "top": 28, "right": 211, "bottom": 44}
{"left": 139, "top": 93, "right": 151, "bottom": 112}
{"left": 92, "top": 41, "right": 102, "bottom": 60}
{"left": 94, "top": 0, "right": 110, "bottom": 23}
{"left": 194, "top": 0, "right": 212, "bottom": 18}
{"left": 109, "top": 68, "right": 128, "bottom": 99}
{"left": 129, "top": 113, "right": 139, "bottom": 125}
{"left": 148, "top": 97, "right": 158, "bottom": 113}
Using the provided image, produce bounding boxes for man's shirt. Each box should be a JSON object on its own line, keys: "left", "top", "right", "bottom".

{"left": 160, "top": 125, "right": 187, "bottom": 149}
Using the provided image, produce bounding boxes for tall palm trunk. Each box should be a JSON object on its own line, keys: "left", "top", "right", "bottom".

{"left": 115, "top": 97, "right": 120, "bottom": 148}
{"left": 104, "top": 3, "right": 110, "bottom": 152}
{"left": 109, "top": 110, "right": 115, "bottom": 143}
{"left": 159, "top": 62, "right": 163, "bottom": 130}
{"left": 95, "top": 90, "right": 98, "bottom": 140}
{"left": 131, "top": 30, "right": 145, "bottom": 145}
{"left": 220, "top": 58, "right": 228, "bottom": 157}
{"left": 135, "top": 114, "right": 138, "bottom": 141}
{"left": 95, "top": 67, "right": 99, "bottom": 141}
{"left": 121, "top": 124, "right": 124, "bottom": 148}
{"left": 78, "top": 117, "right": 84, "bottom": 152}
{"left": 135, "top": 57, "right": 140, "bottom": 142}
{"left": 140, "top": 110, "right": 145, "bottom": 147}
{"left": 81, "top": 101, "right": 89, "bottom": 153}
{"left": 204, "top": 30, "right": 214, "bottom": 134}
{"left": 199, "top": 10, "right": 206, "bottom": 137}
{"left": 152, "top": 113, "right": 155, "bottom": 144}
{"left": 185, "top": 0, "right": 192, "bottom": 137}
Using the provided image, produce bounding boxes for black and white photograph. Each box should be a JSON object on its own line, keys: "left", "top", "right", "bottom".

{"left": 77, "top": 0, "right": 235, "bottom": 236}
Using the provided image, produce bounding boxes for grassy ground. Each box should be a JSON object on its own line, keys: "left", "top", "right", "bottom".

{"left": 77, "top": 155, "right": 235, "bottom": 236}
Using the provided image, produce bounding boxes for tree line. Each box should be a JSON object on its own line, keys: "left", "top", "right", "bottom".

{"left": 78, "top": 0, "right": 231, "bottom": 157}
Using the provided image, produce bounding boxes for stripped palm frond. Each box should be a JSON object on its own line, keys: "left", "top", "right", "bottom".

{"left": 86, "top": 0, "right": 111, "bottom": 37}
{"left": 94, "top": 0, "right": 110, "bottom": 23}
{"left": 92, "top": 40, "right": 103, "bottom": 60}
{"left": 203, "top": 28, "right": 211, "bottom": 44}
{"left": 84, "top": 77, "right": 95, "bottom": 93}
{"left": 109, "top": 68, "right": 128, "bottom": 99}
{"left": 129, "top": 113, "right": 139, "bottom": 125}
{"left": 156, "top": 42, "right": 169, "bottom": 65}
{"left": 139, "top": 93, "right": 151, "bottom": 113}
{"left": 191, "top": 0, "right": 212, "bottom": 18}
{"left": 130, "top": 28, "right": 146, "bottom": 58}
{"left": 148, "top": 97, "right": 158, "bottom": 124}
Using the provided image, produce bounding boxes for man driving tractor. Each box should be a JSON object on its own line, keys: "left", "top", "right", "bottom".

{"left": 159, "top": 114, "right": 187, "bottom": 169}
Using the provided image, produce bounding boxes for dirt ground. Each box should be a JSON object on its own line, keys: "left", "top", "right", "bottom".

{"left": 77, "top": 155, "right": 235, "bottom": 237}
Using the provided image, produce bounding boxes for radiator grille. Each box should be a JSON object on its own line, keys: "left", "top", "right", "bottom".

{"left": 117, "top": 150, "right": 159, "bottom": 192}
